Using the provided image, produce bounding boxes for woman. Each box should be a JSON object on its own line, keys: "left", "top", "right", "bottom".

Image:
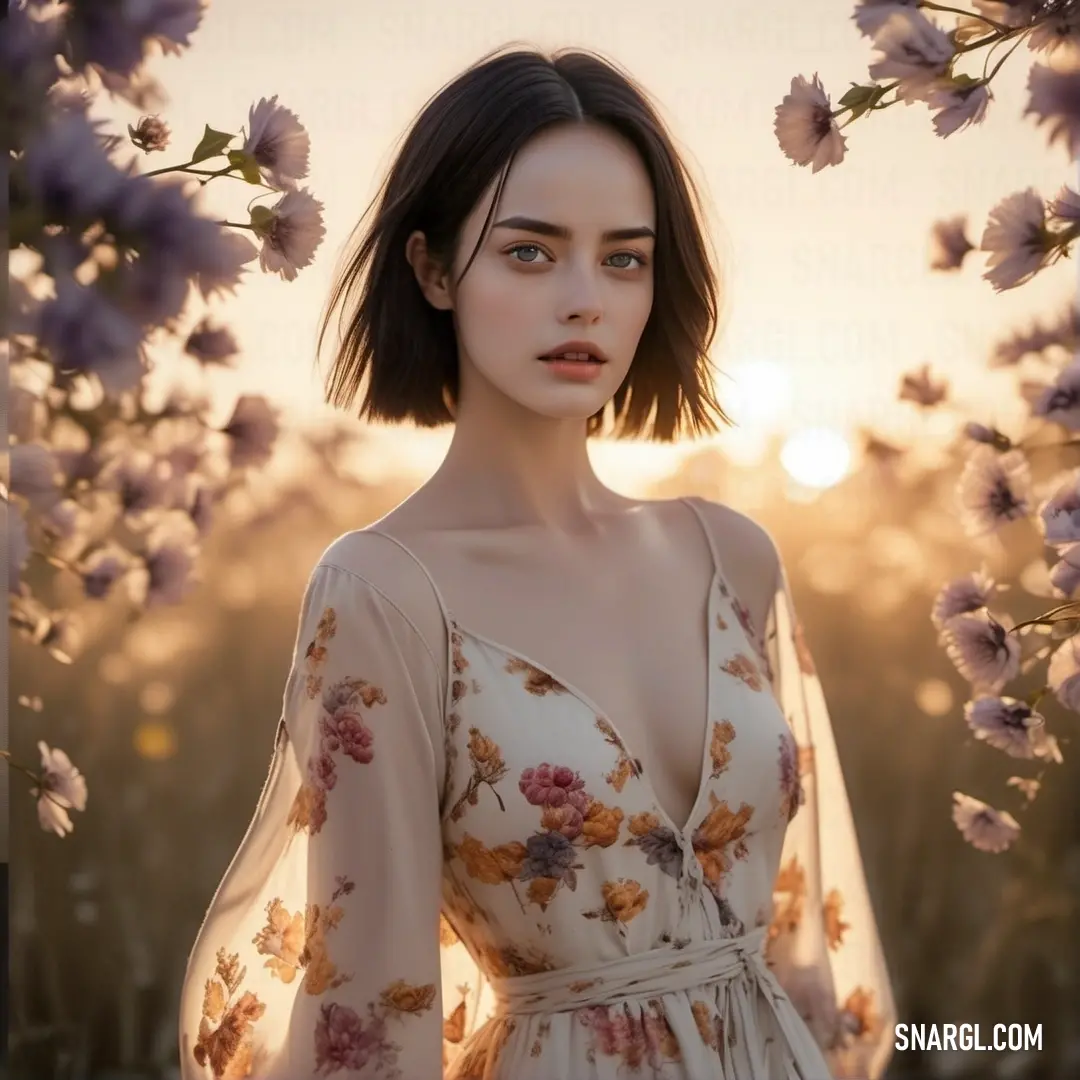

{"left": 179, "top": 45, "right": 895, "bottom": 1080}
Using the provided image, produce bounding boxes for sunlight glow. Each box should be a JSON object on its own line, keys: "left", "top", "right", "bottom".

{"left": 723, "top": 360, "right": 794, "bottom": 430}
{"left": 779, "top": 428, "right": 852, "bottom": 489}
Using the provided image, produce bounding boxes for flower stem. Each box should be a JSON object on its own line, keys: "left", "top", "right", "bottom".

{"left": 142, "top": 158, "right": 201, "bottom": 177}
{"left": 918, "top": 2, "right": 1009, "bottom": 32}
{"left": 218, "top": 220, "right": 256, "bottom": 230}
{"left": 0, "top": 751, "right": 42, "bottom": 785}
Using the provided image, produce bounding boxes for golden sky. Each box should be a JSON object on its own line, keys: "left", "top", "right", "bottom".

{"left": 96, "top": 0, "right": 1076, "bottom": 490}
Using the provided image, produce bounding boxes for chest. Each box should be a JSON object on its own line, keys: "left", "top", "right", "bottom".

{"left": 434, "top": 530, "right": 718, "bottom": 831}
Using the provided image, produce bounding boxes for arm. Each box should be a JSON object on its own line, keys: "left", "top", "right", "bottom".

{"left": 763, "top": 551, "right": 897, "bottom": 1080}
{"left": 179, "top": 558, "right": 447, "bottom": 1079}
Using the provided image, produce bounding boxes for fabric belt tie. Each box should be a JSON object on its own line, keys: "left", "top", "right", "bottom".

{"left": 489, "top": 926, "right": 781, "bottom": 1015}
{"left": 488, "top": 926, "right": 816, "bottom": 1078}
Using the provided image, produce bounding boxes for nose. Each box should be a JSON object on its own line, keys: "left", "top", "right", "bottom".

{"left": 560, "top": 261, "right": 603, "bottom": 325}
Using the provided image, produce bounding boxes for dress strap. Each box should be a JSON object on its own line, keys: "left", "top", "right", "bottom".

{"left": 679, "top": 495, "right": 726, "bottom": 586}
{"left": 360, "top": 528, "right": 455, "bottom": 626}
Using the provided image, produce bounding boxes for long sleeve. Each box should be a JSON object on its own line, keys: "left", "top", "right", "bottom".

{"left": 178, "top": 559, "right": 447, "bottom": 1079}
{"left": 763, "top": 558, "right": 897, "bottom": 1080}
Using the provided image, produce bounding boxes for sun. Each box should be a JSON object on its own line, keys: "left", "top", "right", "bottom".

{"left": 780, "top": 427, "right": 852, "bottom": 489}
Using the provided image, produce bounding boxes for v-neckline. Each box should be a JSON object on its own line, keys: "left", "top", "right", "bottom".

{"left": 449, "top": 565, "right": 719, "bottom": 841}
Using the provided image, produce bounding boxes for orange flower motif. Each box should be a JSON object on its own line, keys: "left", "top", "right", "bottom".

{"left": 601, "top": 878, "right": 649, "bottom": 923}
{"left": 580, "top": 800, "right": 624, "bottom": 847}
{"left": 504, "top": 656, "right": 569, "bottom": 696}
{"left": 193, "top": 949, "right": 267, "bottom": 1080}
{"left": 286, "top": 782, "right": 327, "bottom": 835}
{"left": 823, "top": 888, "right": 851, "bottom": 951}
{"left": 439, "top": 914, "right": 460, "bottom": 947}
{"left": 627, "top": 811, "right": 661, "bottom": 837}
{"left": 709, "top": 720, "right": 736, "bottom": 778}
{"left": 455, "top": 834, "right": 527, "bottom": 885}
{"left": 443, "top": 998, "right": 467, "bottom": 1044}
{"left": 691, "top": 1000, "right": 723, "bottom": 1051}
{"left": 768, "top": 856, "right": 807, "bottom": 944}
{"left": 252, "top": 899, "right": 305, "bottom": 982}
{"left": 380, "top": 979, "right": 437, "bottom": 1015}
{"left": 300, "top": 900, "right": 351, "bottom": 996}
{"left": 693, "top": 794, "right": 754, "bottom": 885}
{"left": 720, "top": 653, "right": 764, "bottom": 692}
{"left": 841, "top": 986, "right": 881, "bottom": 1037}
{"left": 527, "top": 876, "right": 559, "bottom": 909}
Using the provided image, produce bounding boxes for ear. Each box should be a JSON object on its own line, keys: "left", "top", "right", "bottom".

{"left": 405, "top": 231, "right": 454, "bottom": 311}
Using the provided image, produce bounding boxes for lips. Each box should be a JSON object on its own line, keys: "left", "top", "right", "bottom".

{"left": 538, "top": 341, "right": 609, "bottom": 364}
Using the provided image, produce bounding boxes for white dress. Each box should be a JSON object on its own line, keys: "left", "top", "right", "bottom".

{"left": 178, "top": 496, "right": 896, "bottom": 1079}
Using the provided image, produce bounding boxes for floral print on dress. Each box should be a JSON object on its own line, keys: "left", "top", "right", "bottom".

{"left": 180, "top": 514, "right": 895, "bottom": 1080}
{"left": 287, "top": 647, "right": 388, "bottom": 836}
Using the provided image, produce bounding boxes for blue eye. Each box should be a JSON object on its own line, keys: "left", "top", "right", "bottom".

{"left": 504, "top": 244, "right": 649, "bottom": 269}
{"left": 506, "top": 243, "right": 549, "bottom": 263}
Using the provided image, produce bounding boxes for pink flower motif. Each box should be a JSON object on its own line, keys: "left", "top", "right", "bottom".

{"left": 321, "top": 707, "right": 374, "bottom": 764}
{"left": 311, "top": 752, "right": 337, "bottom": 790}
{"left": 519, "top": 763, "right": 589, "bottom": 812}
{"left": 313, "top": 1003, "right": 390, "bottom": 1075}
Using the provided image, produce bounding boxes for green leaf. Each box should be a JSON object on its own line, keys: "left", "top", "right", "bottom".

{"left": 190, "top": 125, "right": 235, "bottom": 164}
{"left": 227, "top": 149, "right": 263, "bottom": 185}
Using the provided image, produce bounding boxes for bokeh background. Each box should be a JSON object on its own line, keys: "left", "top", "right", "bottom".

{"left": 10, "top": 0, "right": 1080, "bottom": 1078}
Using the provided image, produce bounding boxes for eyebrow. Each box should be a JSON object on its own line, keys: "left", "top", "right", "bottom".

{"left": 491, "top": 215, "right": 656, "bottom": 242}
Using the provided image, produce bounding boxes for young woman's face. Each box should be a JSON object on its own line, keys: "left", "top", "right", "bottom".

{"left": 445, "top": 122, "right": 657, "bottom": 423}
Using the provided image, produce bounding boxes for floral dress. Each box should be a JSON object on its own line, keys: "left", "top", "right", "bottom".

{"left": 179, "top": 496, "right": 896, "bottom": 1080}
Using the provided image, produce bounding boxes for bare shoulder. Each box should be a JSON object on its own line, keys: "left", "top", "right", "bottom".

{"left": 683, "top": 497, "right": 781, "bottom": 629}
{"left": 316, "top": 527, "right": 450, "bottom": 672}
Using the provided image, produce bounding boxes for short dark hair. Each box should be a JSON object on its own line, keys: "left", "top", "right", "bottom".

{"left": 316, "top": 44, "right": 733, "bottom": 442}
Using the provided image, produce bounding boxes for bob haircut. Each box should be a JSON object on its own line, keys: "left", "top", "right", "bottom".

{"left": 317, "top": 44, "right": 733, "bottom": 442}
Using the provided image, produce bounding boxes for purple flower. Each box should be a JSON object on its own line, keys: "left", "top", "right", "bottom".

{"left": 21, "top": 112, "right": 129, "bottom": 222}
{"left": 956, "top": 445, "right": 1032, "bottom": 536}
{"left": 82, "top": 547, "right": 129, "bottom": 600}
{"left": 1021, "top": 358, "right": 1080, "bottom": 429}
{"left": 852, "top": 0, "right": 918, "bottom": 38}
{"left": 941, "top": 610, "right": 1020, "bottom": 691}
{"left": 189, "top": 485, "right": 216, "bottom": 535}
{"left": 867, "top": 9, "right": 955, "bottom": 102}
{"left": 1027, "top": 4, "right": 1080, "bottom": 58}
{"left": 99, "top": 447, "right": 172, "bottom": 517}
{"left": 242, "top": 96, "right": 311, "bottom": 190}
{"left": 1049, "top": 543, "right": 1080, "bottom": 597}
{"left": 69, "top": 0, "right": 204, "bottom": 78}
{"left": 1, "top": 2, "right": 62, "bottom": 137}
{"left": 1047, "top": 633, "right": 1080, "bottom": 712}
{"left": 1047, "top": 184, "right": 1080, "bottom": 224}
{"left": 128, "top": 114, "right": 170, "bottom": 153}
{"left": 108, "top": 175, "right": 256, "bottom": 325}
{"left": 952, "top": 792, "right": 1020, "bottom": 853}
{"left": 36, "top": 276, "right": 145, "bottom": 393}
{"left": 1025, "top": 63, "right": 1080, "bottom": 160}
{"left": 773, "top": 73, "right": 847, "bottom": 173}
{"left": 929, "top": 216, "right": 974, "bottom": 271}
{"left": 1039, "top": 470, "right": 1080, "bottom": 546}
{"left": 931, "top": 568, "right": 997, "bottom": 633}
{"left": 184, "top": 317, "right": 239, "bottom": 365}
{"left": 963, "top": 696, "right": 1054, "bottom": 760}
{"left": 251, "top": 187, "right": 326, "bottom": 281}
{"left": 10, "top": 443, "right": 62, "bottom": 510}
{"left": 222, "top": 394, "right": 279, "bottom": 469}
{"left": 141, "top": 529, "right": 198, "bottom": 609}
{"left": 899, "top": 363, "right": 948, "bottom": 407}
{"left": 980, "top": 189, "right": 1052, "bottom": 292}
{"left": 927, "top": 79, "right": 991, "bottom": 138}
